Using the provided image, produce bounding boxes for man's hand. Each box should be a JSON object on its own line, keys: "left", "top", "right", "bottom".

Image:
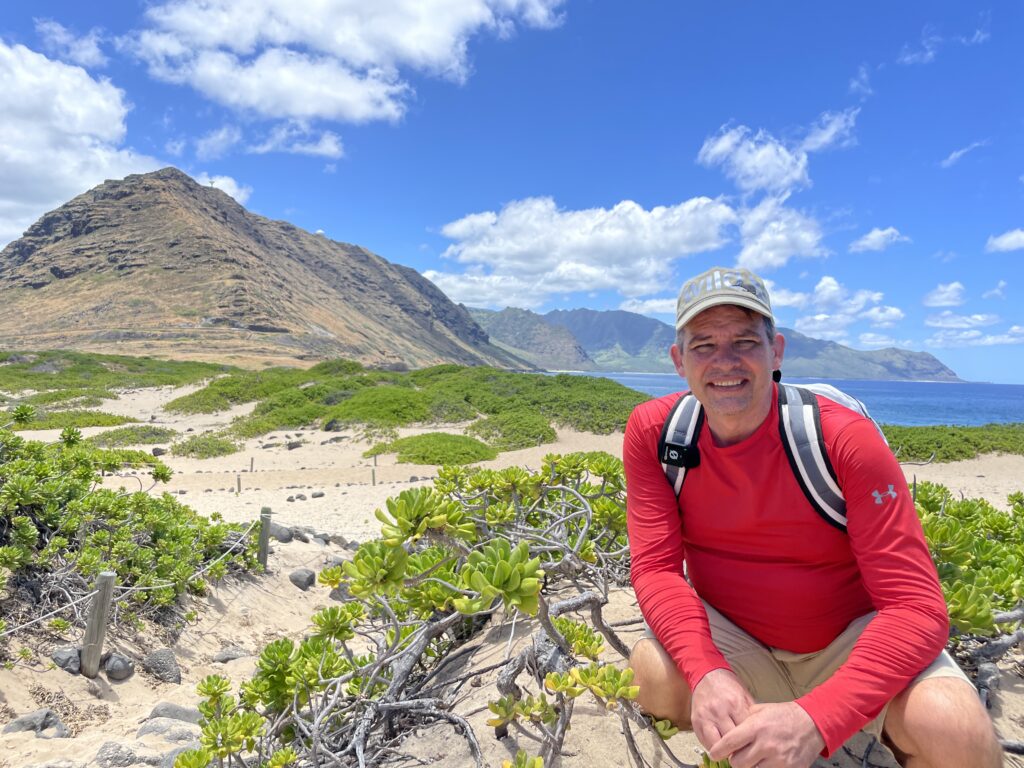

{"left": 689, "top": 668, "right": 754, "bottom": 750}
{"left": 707, "top": 702, "right": 825, "bottom": 768}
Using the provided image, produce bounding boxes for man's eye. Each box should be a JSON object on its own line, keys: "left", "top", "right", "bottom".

{"left": 692, "top": 344, "right": 713, "bottom": 352}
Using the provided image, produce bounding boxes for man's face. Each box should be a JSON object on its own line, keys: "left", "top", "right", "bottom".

{"left": 670, "top": 304, "right": 784, "bottom": 438}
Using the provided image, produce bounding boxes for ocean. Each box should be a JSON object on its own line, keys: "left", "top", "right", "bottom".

{"left": 573, "top": 372, "right": 1024, "bottom": 427}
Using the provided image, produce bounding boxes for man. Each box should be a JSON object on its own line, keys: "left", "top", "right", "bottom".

{"left": 624, "top": 266, "right": 1002, "bottom": 768}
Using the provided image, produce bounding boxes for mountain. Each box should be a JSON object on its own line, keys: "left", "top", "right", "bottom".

{"left": 471, "top": 307, "right": 961, "bottom": 381}
{"left": 467, "top": 307, "right": 594, "bottom": 371}
{"left": 0, "top": 168, "right": 524, "bottom": 370}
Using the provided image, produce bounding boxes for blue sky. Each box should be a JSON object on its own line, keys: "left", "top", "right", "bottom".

{"left": 1, "top": 2, "right": 1022, "bottom": 383}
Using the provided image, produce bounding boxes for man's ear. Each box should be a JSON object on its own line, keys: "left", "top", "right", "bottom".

{"left": 772, "top": 332, "right": 785, "bottom": 370}
{"left": 670, "top": 344, "right": 686, "bottom": 379}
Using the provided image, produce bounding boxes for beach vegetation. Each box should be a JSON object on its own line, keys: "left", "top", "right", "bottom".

{"left": 12, "top": 409, "right": 135, "bottom": 430}
{"left": 171, "top": 432, "right": 240, "bottom": 458}
{"left": 367, "top": 433, "right": 498, "bottom": 465}
{"left": 90, "top": 425, "right": 178, "bottom": 447}
{"left": 468, "top": 408, "right": 557, "bottom": 450}
{"left": 883, "top": 422, "right": 1024, "bottom": 462}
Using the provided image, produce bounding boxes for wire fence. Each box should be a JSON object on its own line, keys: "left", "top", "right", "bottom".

{"left": 0, "top": 516, "right": 262, "bottom": 640}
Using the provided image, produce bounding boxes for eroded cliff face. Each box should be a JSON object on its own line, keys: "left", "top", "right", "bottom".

{"left": 0, "top": 168, "right": 523, "bottom": 369}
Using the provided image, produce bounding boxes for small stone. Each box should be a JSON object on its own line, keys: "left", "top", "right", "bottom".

{"left": 287, "top": 441, "right": 302, "bottom": 450}
{"left": 262, "top": 442, "right": 279, "bottom": 449}
{"left": 51, "top": 646, "right": 81, "bottom": 675}
{"left": 292, "top": 528, "right": 310, "bottom": 543}
{"left": 142, "top": 649, "right": 181, "bottom": 684}
{"left": 212, "top": 646, "right": 249, "bottom": 664}
{"left": 295, "top": 493, "right": 307, "bottom": 501}
{"left": 311, "top": 490, "right": 325, "bottom": 498}
{"left": 286, "top": 495, "right": 295, "bottom": 502}
{"left": 147, "top": 702, "right": 202, "bottom": 724}
{"left": 269, "top": 522, "right": 293, "bottom": 542}
{"left": 137, "top": 717, "right": 200, "bottom": 742}
{"left": 151, "top": 447, "right": 167, "bottom": 457}
{"left": 94, "top": 742, "right": 138, "bottom": 768}
{"left": 329, "top": 583, "right": 351, "bottom": 602}
{"left": 409, "top": 476, "right": 419, "bottom": 482}
{"left": 289, "top": 569, "right": 316, "bottom": 591}
{"left": 105, "top": 653, "right": 135, "bottom": 681}
{"left": 2, "top": 708, "right": 69, "bottom": 739}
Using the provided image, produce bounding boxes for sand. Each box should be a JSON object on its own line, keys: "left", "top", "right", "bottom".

{"left": 2, "top": 384, "right": 1023, "bottom": 767}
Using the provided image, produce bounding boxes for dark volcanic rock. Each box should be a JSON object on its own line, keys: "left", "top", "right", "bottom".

{"left": 142, "top": 649, "right": 181, "bottom": 684}
{"left": 3, "top": 708, "right": 69, "bottom": 738}
{"left": 105, "top": 653, "right": 134, "bottom": 681}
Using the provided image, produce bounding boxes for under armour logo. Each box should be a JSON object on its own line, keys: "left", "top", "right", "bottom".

{"left": 872, "top": 485, "right": 897, "bottom": 504}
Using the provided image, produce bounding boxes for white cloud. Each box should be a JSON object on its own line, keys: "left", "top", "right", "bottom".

{"left": 923, "top": 281, "right": 965, "bottom": 307}
{"left": 982, "top": 280, "right": 1007, "bottom": 299}
{"left": 985, "top": 229, "right": 1024, "bottom": 253}
{"left": 849, "top": 64, "right": 872, "bottom": 98}
{"left": 812, "top": 276, "right": 883, "bottom": 314}
{"left": 960, "top": 12, "right": 991, "bottom": 45}
{"left": 736, "top": 197, "right": 825, "bottom": 270}
{"left": 898, "top": 26, "right": 942, "bottom": 65}
{"left": 848, "top": 226, "right": 910, "bottom": 253}
{"left": 859, "top": 333, "right": 911, "bottom": 348}
{"left": 794, "top": 313, "right": 851, "bottom": 341}
{"left": 698, "top": 126, "right": 808, "bottom": 194}
{"left": 124, "top": 0, "right": 565, "bottom": 124}
{"left": 0, "top": 42, "right": 160, "bottom": 248}
{"left": 194, "top": 172, "right": 252, "bottom": 203}
{"left": 939, "top": 139, "right": 989, "bottom": 169}
{"left": 249, "top": 122, "right": 344, "bottom": 158}
{"left": 926, "top": 326, "right": 1024, "bottom": 348}
{"left": 431, "top": 195, "right": 737, "bottom": 307}
{"left": 619, "top": 298, "right": 676, "bottom": 316}
{"left": 800, "top": 108, "right": 859, "bottom": 153}
{"left": 763, "top": 279, "right": 810, "bottom": 309}
{"left": 165, "top": 138, "right": 186, "bottom": 156}
{"left": 925, "top": 310, "right": 1000, "bottom": 329}
{"left": 860, "top": 306, "right": 905, "bottom": 328}
{"left": 698, "top": 108, "right": 857, "bottom": 195}
{"left": 35, "top": 19, "right": 108, "bottom": 68}
{"left": 195, "top": 124, "right": 242, "bottom": 160}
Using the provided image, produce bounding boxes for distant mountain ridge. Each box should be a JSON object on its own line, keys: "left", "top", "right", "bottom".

{"left": 471, "top": 307, "right": 961, "bottom": 381}
{"left": 0, "top": 168, "right": 526, "bottom": 370}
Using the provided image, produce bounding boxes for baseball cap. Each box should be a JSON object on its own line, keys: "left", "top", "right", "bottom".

{"left": 675, "top": 266, "right": 774, "bottom": 330}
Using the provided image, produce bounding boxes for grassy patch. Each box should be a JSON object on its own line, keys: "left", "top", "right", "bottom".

{"left": 164, "top": 367, "right": 309, "bottom": 414}
{"left": 13, "top": 410, "right": 135, "bottom": 430}
{"left": 0, "top": 350, "right": 231, "bottom": 393}
{"left": 882, "top": 423, "right": 1024, "bottom": 462}
{"left": 369, "top": 433, "right": 498, "bottom": 465}
{"left": 91, "top": 425, "right": 178, "bottom": 448}
{"left": 468, "top": 409, "right": 557, "bottom": 451}
{"left": 324, "top": 386, "right": 432, "bottom": 427}
{"left": 171, "top": 432, "right": 240, "bottom": 458}
{"left": 19, "top": 388, "right": 115, "bottom": 409}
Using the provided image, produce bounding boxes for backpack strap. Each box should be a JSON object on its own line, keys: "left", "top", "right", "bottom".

{"left": 777, "top": 384, "right": 847, "bottom": 531}
{"left": 657, "top": 392, "right": 704, "bottom": 497}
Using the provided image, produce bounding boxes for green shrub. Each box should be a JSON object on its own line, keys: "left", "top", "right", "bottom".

{"left": 372, "top": 433, "right": 498, "bottom": 465}
{"left": 172, "top": 432, "right": 240, "bottom": 458}
{"left": 883, "top": 423, "right": 1024, "bottom": 462}
{"left": 20, "top": 388, "right": 114, "bottom": 408}
{"left": 14, "top": 410, "right": 135, "bottom": 430}
{"left": 91, "top": 425, "right": 178, "bottom": 447}
{"left": 324, "top": 386, "right": 432, "bottom": 427}
{"left": 468, "top": 410, "right": 557, "bottom": 450}
{"left": 0, "top": 350, "right": 229, "bottom": 392}
{"left": 165, "top": 368, "right": 308, "bottom": 414}
{"left": 307, "top": 359, "right": 364, "bottom": 376}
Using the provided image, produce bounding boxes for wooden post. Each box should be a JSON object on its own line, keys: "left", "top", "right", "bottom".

{"left": 236, "top": 474, "right": 241, "bottom": 493}
{"left": 250, "top": 456, "right": 254, "bottom": 473}
{"left": 371, "top": 468, "right": 376, "bottom": 486}
{"left": 258, "top": 507, "right": 272, "bottom": 569}
{"left": 81, "top": 571, "right": 116, "bottom": 679}
{"left": 373, "top": 454, "right": 377, "bottom": 467}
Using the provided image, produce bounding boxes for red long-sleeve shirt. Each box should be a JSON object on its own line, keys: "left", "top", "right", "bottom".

{"left": 624, "top": 385, "right": 949, "bottom": 755}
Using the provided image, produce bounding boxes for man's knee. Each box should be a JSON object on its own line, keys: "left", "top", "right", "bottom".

{"left": 629, "top": 638, "right": 692, "bottom": 729}
{"left": 884, "top": 676, "right": 1003, "bottom": 767}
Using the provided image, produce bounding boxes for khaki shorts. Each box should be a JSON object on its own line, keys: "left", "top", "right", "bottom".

{"left": 647, "top": 602, "right": 970, "bottom": 739}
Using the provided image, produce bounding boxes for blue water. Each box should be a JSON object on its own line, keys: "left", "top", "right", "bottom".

{"left": 577, "top": 372, "right": 1024, "bottom": 427}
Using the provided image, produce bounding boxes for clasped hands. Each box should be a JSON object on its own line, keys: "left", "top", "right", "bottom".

{"left": 690, "top": 669, "right": 825, "bottom": 768}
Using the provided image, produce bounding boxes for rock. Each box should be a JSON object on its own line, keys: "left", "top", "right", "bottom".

{"left": 286, "top": 441, "right": 302, "bottom": 450}
{"left": 345, "top": 539, "right": 360, "bottom": 551}
{"left": 147, "top": 702, "right": 202, "bottom": 724}
{"left": 329, "top": 534, "right": 349, "bottom": 548}
{"left": 2, "top": 708, "right": 69, "bottom": 738}
{"left": 269, "top": 522, "right": 293, "bottom": 542}
{"left": 261, "top": 442, "right": 279, "bottom": 449}
{"left": 311, "top": 490, "right": 325, "bottom": 499}
{"left": 289, "top": 568, "right": 316, "bottom": 591}
{"left": 312, "top": 537, "right": 327, "bottom": 547}
{"left": 137, "top": 717, "right": 200, "bottom": 742}
{"left": 286, "top": 495, "right": 295, "bottom": 502}
{"left": 105, "top": 653, "right": 135, "bottom": 681}
{"left": 409, "top": 476, "right": 420, "bottom": 482}
{"left": 51, "top": 645, "right": 81, "bottom": 674}
{"left": 151, "top": 447, "right": 167, "bottom": 457}
{"left": 292, "top": 528, "right": 310, "bottom": 543}
{"left": 294, "top": 493, "right": 307, "bottom": 501}
{"left": 212, "top": 646, "right": 249, "bottom": 664}
{"left": 94, "top": 742, "right": 139, "bottom": 768}
{"left": 329, "top": 583, "right": 351, "bottom": 602}
{"left": 142, "top": 649, "right": 181, "bottom": 684}
{"left": 160, "top": 745, "right": 200, "bottom": 768}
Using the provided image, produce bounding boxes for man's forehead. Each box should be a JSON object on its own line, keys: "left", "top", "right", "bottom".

{"left": 684, "top": 305, "right": 765, "bottom": 336}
